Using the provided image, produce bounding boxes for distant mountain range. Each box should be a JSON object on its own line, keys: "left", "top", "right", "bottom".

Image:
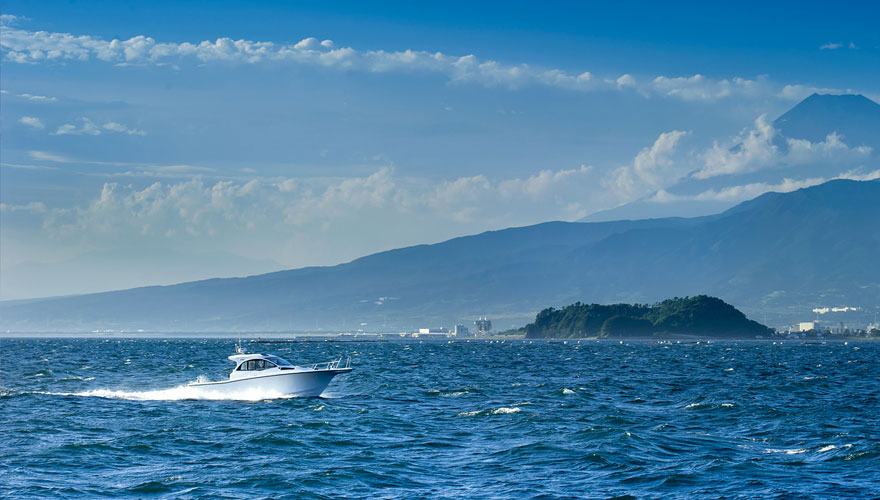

{"left": 2, "top": 179, "right": 878, "bottom": 332}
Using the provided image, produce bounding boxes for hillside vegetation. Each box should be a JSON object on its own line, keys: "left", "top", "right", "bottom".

{"left": 523, "top": 296, "right": 772, "bottom": 339}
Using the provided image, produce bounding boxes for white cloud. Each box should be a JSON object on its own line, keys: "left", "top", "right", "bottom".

{"left": 22, "top": 162, "right": 607, "bottom": 255}
{"left": 652, "top": 169, "right": 880, "bottom": 204}
{"left": 112, "top": 164, "right": 217, "bottom": 178}
{"left": 53, "top": 118, "right": 145, "bottom": 136}
{"left": 778, "top": 84, "right": 845, "bottom": 100}
{"left": 615, "top": 74, "right": 636, "bottom": 89}
{"left": 0, "top": 22, "right": 836, "bottom": 101}
{"left": 602, "top": 130, "right": 690, "bottom": 200}
{"left": 0, "top": 162, "right": 58, "bottom": 171}
{"left": 498, "top": 165, "right": 593, "bottom": 198}
{"left": 103, "top": 121, "right": 146, "bottom": 135}
{"left": 650, "top": 75, "right": 766, "bottom": 101}
{"left": 653, "top": 177, "right": 826, "bottom": 203}
{"left": 0, "top": 14, "right": 22, "bottom": 26}
{"left": 0, "top": 201, "right": 48, "bottom": 213}
{"left": 819, "top": 42, "right": 858, "bottom": 51}
{"left": 17, "top": 92, "right": 57, "bottom": 102}
{"left": 693, "top": 115, "right": 872, "bottom": 179}
{"left": 29, "top": 150, "right": 75, "bottom": 163}
{"left": 19, "top": 116, "right": 44, "bottom": 129}
{"left": 54, "top": 118, "right": 101, "bottom": 135}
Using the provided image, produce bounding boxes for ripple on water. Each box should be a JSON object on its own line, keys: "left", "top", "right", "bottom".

{"left": 1, "top": 338, "right": 879, "bottom": 499}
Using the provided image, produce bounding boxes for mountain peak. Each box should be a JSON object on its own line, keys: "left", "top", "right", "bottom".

{"left": 774, "top": 93, "right": 880, "bottom": 145}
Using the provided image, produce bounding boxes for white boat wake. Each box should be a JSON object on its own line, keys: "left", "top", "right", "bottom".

{"left": 39, "top": 384, "right": 296, "bottom": 401}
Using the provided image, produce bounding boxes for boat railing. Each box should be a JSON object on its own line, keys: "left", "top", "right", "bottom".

{"left": 309, "top": 356, "right": 351, "bottom": 371}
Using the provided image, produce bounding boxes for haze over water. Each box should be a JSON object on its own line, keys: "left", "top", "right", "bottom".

{"left": 2, "top": 338, "right": 878, "bottom": 499}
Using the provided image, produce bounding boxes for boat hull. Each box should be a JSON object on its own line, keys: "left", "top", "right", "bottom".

{"left": 188, "top": 368, "right": 350, "bottom": 397}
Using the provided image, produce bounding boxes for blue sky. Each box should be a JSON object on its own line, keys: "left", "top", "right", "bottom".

{"left": 2, "top": 1, "right": 879, "bottom": 299}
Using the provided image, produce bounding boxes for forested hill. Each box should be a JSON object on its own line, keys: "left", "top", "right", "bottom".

{"left": 523, "top": 296, "right": 772, "bottom": 339}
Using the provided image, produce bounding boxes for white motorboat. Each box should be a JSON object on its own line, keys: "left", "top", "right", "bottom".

{"left": 188, "top": 345, "right": 351, "bottom": 397}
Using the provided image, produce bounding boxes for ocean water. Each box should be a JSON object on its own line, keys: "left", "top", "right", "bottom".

{"left": 1, "top": 338, "right": 879, "bottom": 499}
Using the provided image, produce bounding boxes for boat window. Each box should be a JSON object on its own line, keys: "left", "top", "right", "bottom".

{"left": 237, "top": 358, "right": 279, "bottom": 371}
{"left": 265, "top": 355, "right": 293, "bottom": 367}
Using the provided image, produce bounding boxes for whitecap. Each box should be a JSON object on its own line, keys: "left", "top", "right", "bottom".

{"left": 441, "top": 390, "right": 468, "bottom": 397}
{"left": 765, "top": 448, "right": 808, "bottom": 455}
{"left": 562, "top": 388, "right": 575, "bottom": 395}
{"left": 457, "top": 410, "right": 481, "bottom": 417}
{"left": 492, "top": 407, "right": 521, "bottom": 414}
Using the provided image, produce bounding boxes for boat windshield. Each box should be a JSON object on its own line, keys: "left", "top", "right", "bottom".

{"left": 264, "top": 355, "right": 293, "bottom": 367}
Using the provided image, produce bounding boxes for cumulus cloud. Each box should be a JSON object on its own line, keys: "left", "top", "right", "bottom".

{"left": 0, "top": 20, "right": 831, "bottom": 101}
{"left": 602, "top": 130, "right": 690, "bottom": 200}
{"left": 21, "top": 160, "right": 605, "bottom": 255}
{"left": 614, "top": 74, "right": 637, "bottom": 89}
{"left": 693, "top": 115, "right": 872, "bottom": 179}
{"left": 19, "top": 116, "right": 44, "bottom": 128}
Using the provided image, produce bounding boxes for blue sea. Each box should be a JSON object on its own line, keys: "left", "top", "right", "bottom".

{"left": 1, "top": 338, "right": 878, "bottom": 499}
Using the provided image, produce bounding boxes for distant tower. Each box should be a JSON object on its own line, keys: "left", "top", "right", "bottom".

{"left": 474, "top": 316, "right": 492, "bottom": 336}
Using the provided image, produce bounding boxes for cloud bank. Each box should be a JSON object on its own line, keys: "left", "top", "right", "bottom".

{"left": 0, "top": 18, "right": 842, "bottom": 102}
{"left": 694, "top": 115, "right": 872, "bottom": 179}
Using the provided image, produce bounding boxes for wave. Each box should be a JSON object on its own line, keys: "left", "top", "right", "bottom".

{"left": 38, "top": 384, "right": 298, "bottom": 402}
{"left": 765, "top": 448, "right": 808, "bottom": 455}
{"left": 492, "top": 407, "right": 521, "bottom": 414}
{"left": 456, "top": 405, "right": 524, "bottom": 417}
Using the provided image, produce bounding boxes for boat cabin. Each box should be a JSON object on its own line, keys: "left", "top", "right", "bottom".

{"left": 227, "top": 353, "right": 295, "bottom": 379}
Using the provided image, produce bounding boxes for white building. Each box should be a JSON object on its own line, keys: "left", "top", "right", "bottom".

{"left": 418, "top": 327, "right": 449, "bottom": 334}
{"left": 799, "top": 321, "right": 818, "bottom": 332}
{"left": 413, "top": 327, "right": 451, "bottom": 338}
